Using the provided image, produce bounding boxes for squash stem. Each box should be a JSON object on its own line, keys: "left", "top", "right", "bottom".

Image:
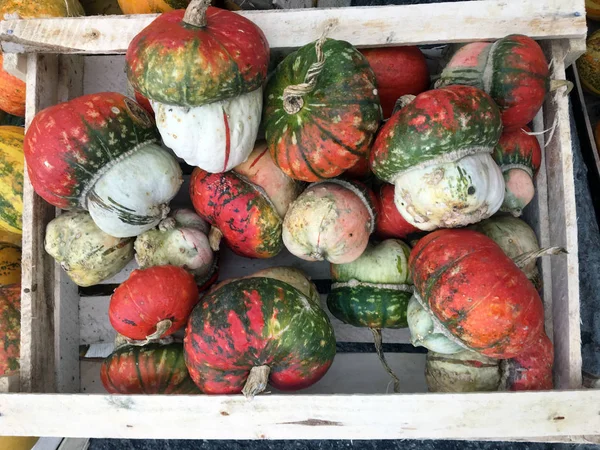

{"left": 242, "top": 365, "right": 271, "bottom": 399}
{"left": 208, "top": 227, "right": 223, "bottom": 252}
{"left": 512, "top": 247, "right": 567, "bottom": 270}
{"left": 370, "top": 328, "right": 401, "bottom": 394}
{"left": 145, "top": 319, "right": 173, "bottom": 342}
{"left": 183, "top": 0, "right": 211, "bottom": 28}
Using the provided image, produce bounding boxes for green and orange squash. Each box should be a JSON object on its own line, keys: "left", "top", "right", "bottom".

{"left": 492, "top": 126, "right": 542, "bottom": 217}
{"left": 109, "top": 265, "right": 199, "bottom": 342}
{"left": 126, "top": 0, "right": 269, "bottom": 172}
{"left": 577, "top": 30, "right": 600, "bottom": 97}
{"left": 586, "top": 0, "right": 600, "bottom": 21}
{"left": 117, "top": 0, "right": 189, "bottom": 14}
{"left": 360, "top": 46, "right": 430, "bottom": 119}
{"left": 370, "top": 85, "right": 504, "bottom": 231}
{"left": 436, "top": 35, "right": 556, "bottom": 130}
{"left": 263, "top": 38, "right": 382, "bottom": 182}
{"left": 409, "top": 229, "right": 544, "bottom": 359}
{"left": 101, "top": 342, "right": 201, "bottom": 395}
{"left": 24, "top": 92, "right": 182, "bottom": 238}
{"left": 184, "top": 267, "right": 336, "bottom": 396}
{"left": 0, "top": 242, "right": 20, "bottom": 285}
{"left": 0, "top": 283, "right": 20, "bottom": 376}
{"left": 0, "top": 126, "right": 24, "bottom": 235}
{"left": 0, "top": 0, "right": 84, "bottom": 18}
{"left": 189, "top": 142, "right": 301, "bottom": 259}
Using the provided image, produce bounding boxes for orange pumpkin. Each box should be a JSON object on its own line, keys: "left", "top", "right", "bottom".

{"left": 0, "top": 0, "right": 84, "bottom": 18}
{"left": 0, "top": 54, "right": 25, "bottom": 117}
{"left": 117, "top": 0, "right": 191, "bottom": 14}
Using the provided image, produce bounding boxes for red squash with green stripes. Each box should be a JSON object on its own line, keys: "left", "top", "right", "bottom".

{"left": 263, "top": 38, "right": 382, "bottom": 182}
{"left": 189, "top": 143, "right": 301, "bottom": 259}
{"left": 184, "top": 267, "right": 336, "bottom": 396}
{"left": 409, "top": 229, "right": 544, "bottom": 359}
{"left": 109, "top": 265, "right": 199, "bottom": 342}
{"left": 0, "top": 284, "right": 21, "bottom": 376}
{"left": 126, "top": 0, "right": 269, "bottom": 173}
{"left": 101, "top": 342, "right": 201, "bottom": 395}
{"left": 437, "top": 35, "right": 552, "bottom": 130}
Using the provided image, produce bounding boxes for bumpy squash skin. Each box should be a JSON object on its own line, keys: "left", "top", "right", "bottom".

{"left": 501, "top": 332, "right": 553, "bottom": 391}
{"left": 0, "top": 126, "right": 23, "bottom": 235}
{"left": 437, "top": 35, "right": 549, "bottom": 130}
{"left": 0, "top": 0, "right": 84, "bottom": 18}
{"left": 45, "top": 211, "right": 134, "bottom": 287}
{"left": 425, "top": 350, "right": 501, "bottom": 393}
{"left": 190, "top": 167, "right": 283, "bottom": 259}
{"left": 126, "top": 7, "right": 269, "bottom": 107}
{"left": 263, "top": 39, "right": 382, "bottom": 182}
{"left": 0, "top": 284, "right": 20, "bottom": 376}
{"left": 360, "top": 46, "right": 430, "bottom": 119}
{"left": 24, "top": 92, "right": 159, "bottom": 210}
{"left": 0, "top": 54, "right": 25, "bottom": 117}
{"left": 0, "top": 242, "right": 20, "bottom": 285}
{"left": 117, "top": 0, "right": 189, "bottom": 14}
{"left": 577, "top": 30, "right": 600, "bottom": 97}
{"left": 370, "top": 85, "right": 502, "bottom": 180}
{"left": 109, "top": 265, "right": 199, "bottom": 341}
{"left": 493, "top": 126, "right": 542, "bottom": 216}
{"left": 410, "top": 229, "right": 544, "bottom": 359}
{"left": 101, "top": 342, "right": 201, "bottom": 395}
{"left": 184, "top": 276, "right": 336, "bottom": 394}
{"left": 374, "top": 183, "right": 419, "bottom": 239}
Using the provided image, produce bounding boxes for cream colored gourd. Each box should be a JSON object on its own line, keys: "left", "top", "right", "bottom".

{"left": 45, "top": 211, "right": 135, "bottom": 287}
{"left": 134, "top": 209, "right": 215, "bottom": 283}
{"left": 151, "top": 89, "right": 262, "bottom": 173}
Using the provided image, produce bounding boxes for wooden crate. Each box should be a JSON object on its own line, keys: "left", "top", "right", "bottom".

{"left": 0, "top": 0, "right": 597, "bottom": 442}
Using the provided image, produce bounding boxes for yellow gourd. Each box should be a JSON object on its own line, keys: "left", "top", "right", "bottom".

{"left": 0, "top": 0, "right": 84, "bottom": 18}
{"left": 0, "top": 242, "right": 20, "bottom": 285}
{"left": 0, "top": 436, "right": 39, "bottom": 450}
{"left": 0, "top": 126, "right": 23, "bottom": 235}
{"left": 117, "top": 0, "right": 190, "bottom": 14}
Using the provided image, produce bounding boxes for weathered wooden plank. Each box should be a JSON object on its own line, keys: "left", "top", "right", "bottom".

{"left": 79, "top": 294, "right": 412, "bottom": 345}
{"left": 80, "top": 353, "right": 428, "bottom": 395}
{"left": 0, "top": 390, "right": 599, "bottom": 440}
{"left": 20, "top": 54, "right": 59, "bottom": 394}
{"left": 0, "top": 0, "right": 586, "bottom": 54}
{"left": 541, "top": 41, "right": 582, "bottom": 389}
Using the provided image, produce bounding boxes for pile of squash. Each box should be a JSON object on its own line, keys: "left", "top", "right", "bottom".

{"left": 16, "top": 0, "right": 567, "bottom": 396}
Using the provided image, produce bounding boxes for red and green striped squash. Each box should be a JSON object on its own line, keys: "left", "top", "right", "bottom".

{"left": 0, "top": 283, "right": 20, "bottom": 376}
{"left": 0, "top": 126, "right": 24, "bottom": 235}
{"left": 409, "top": 229, "right": 544, "bottom": 359}
{"left": 437, "top": 35, "right": 550, "bottom": 130}
{"left": 126, "top": 1, "right": 269, "bottom": 108}
{"left": 184, "top": 267, "right": 336, "bottom": 396}
{"left": 263, "top": 38, "right": 382, "bottom": 182}
{"left": 492, "top": 126, "right": 542, "bottom": 217}
{"left": 370, "top": 85, "right": 504, "bottom": 231}
{"left": 100, "top": 342, "right": 201, "bottom": 395}
{"left": 109, "top": 265, "right": 199, "bottom": 342}
{"left": 190, "top": 144, "right": 300, "bottom": 259}
{"left": 24, "top": 92, "right": 182, "bottom": 238}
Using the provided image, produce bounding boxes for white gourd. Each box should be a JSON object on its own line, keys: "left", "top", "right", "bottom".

{"left": 393, "top": 152, "right": 505, "bottom": 231}
{"left": 87, "top": 143, "right": 183, "bottom": 238}
{"left": 152, "top": 88, "right": 262, "bottom": 173}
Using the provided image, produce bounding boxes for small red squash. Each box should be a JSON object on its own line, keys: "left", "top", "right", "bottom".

{"left": 0, "top": 53, "right": 25, "bottom": 117}
{"left": 374, "top": 183, "right": 419, "bottom": 239}
{"left": 360, "top": 46, "right": 430, "bottom": 119}
{"left": 437, "top": 35, "right": 552, "bottom": 130}
{"left": 101, "top": 342, "right": 201, "bottom": 395}
{"left": 109, "top": 265, "right": 199, "bottom": 342}
{"left": 263, "top": 38, "right": 382, "bottom": 182}
{"left": 283, "top": 180, "right": 375, "bottom": 264}
{"left": 0, "top": 283, "right": 20, "bottom": 376}
{"left": 492, "top": 126, "right": 542, "bottom": 217}
{"left": 184, "top": 267, "right": 336, "bottom": 396}
{"left": 501, "top": 332, "right": 553, "bottom": 391}
{"left": 189, "top": 142, "right": 301, "bottom": 259}
{"left": 409, "top": 229, "right": 544, "bottom": 359}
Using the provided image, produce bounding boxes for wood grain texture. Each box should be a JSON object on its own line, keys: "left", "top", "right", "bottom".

{"left": 0, "top": 0, "right": 586, "bottom": 54}
{"left": 541, "top": 40, "right": 582, "bottom": 389}
{"left": 0, "top": 390, "right": 599, "bottom": 440}
{"left": 20, "top": 54, "right": 59, "bottom": 394}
